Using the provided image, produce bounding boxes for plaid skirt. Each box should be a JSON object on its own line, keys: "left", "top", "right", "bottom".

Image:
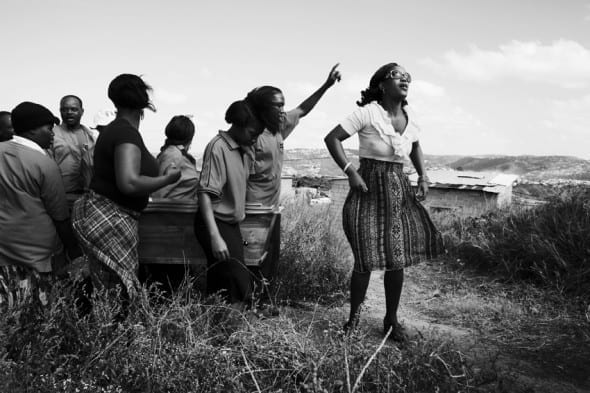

{"left": 71, "top": 191, "right": 141, "bottom": 297}
{"left": 343, "top": 159, "right": 443, "bottom": 272}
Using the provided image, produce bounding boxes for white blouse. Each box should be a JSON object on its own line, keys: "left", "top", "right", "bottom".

{"left": 340, "top": 102, "right": 420, "bottom": 163}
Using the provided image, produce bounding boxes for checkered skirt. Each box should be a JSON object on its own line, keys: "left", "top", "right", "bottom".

{"left": 71, "top": 191, "right": 140, "bottom": 297}
{"left": 343, "top": 158, "right": 444, "bottom": 272}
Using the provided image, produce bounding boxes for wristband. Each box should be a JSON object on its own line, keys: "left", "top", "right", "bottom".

{"left": 343, "top": 162, "right": 352, "bottom": 173}
{"left": 418, "top": 175, "right": 430, "bottom": 183}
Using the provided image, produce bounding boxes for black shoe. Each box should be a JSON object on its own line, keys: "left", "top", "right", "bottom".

{"left": 383, "top": 321, "right": 407, "bottom": 342}
{"left": 342, "top": 318, "right": 359, "bottom": 334}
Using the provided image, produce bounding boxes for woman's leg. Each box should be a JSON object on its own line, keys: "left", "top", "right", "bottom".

{"left": 384, "top": 268, "right": 403, "bottom": 325}
{"left": 347, "top": 270, "right": 371, "bottom": 327}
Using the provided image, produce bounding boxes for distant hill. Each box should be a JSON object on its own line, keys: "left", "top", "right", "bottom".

{"left": 281, "top": 149, "right": 590, "bottom": 181}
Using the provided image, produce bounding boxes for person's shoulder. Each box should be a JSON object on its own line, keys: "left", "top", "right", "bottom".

{"left": 158, "top": 145, "right": 183, "bottom": 161}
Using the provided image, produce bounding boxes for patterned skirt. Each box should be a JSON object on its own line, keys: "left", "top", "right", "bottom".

{"left": 342, "top": 159, "right": 443, "bottom": 272}
{"left": 71, "top": 191, "right": 141, "bottom": 297}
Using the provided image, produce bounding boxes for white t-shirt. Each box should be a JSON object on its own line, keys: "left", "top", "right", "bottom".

{"left": 340, "top": 102, "right": 420, "bottom": 163}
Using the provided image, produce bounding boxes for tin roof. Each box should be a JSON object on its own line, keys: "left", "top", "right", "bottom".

{"left": 408, "top": 170, "right": 518, "bottom": 194}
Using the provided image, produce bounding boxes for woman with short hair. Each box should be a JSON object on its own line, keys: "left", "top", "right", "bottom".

{"left": 72, "top": 74, "right": 181, "bottom": 302}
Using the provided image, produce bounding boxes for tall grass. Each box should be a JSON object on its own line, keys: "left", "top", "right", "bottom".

{"left": 438, "top": 186, "right": 590, "bottom": 297}
{"left": 275, "top": 199, "right": 352, "bottom": 303}
{"left": 1, "top": 282, "right": 475, "bottom": 393}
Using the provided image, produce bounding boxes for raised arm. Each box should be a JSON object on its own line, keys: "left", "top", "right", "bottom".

{"left": 324, "top": 125, "right": 368, "bottom": 192}
{"left": 290, "top": 63, "right": 341, "bottom": 119}
{"left": 115, "top": 143, "right": 181, "bottom": 196}
{"left": 409, "top": 141, "right": 429, "bottom": 200}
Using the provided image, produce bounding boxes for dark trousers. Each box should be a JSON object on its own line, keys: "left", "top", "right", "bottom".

{"left": 194, "top": 212, "right": 252, "bottom": 304}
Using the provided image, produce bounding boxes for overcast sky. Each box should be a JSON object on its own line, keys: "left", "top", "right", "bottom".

{"left": 2, "top": 0, "right": 589, "bottom": 159}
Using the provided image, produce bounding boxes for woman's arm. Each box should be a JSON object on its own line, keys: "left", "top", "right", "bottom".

{"left": 324, "top": 125, "right": 368, "bottom": 192}
{"left": 409, "top": 141, "right": 429, "bottom": 200}
{"left": 115, "top": 143, "right": 181, "bottom": 196}
{"left": 198, "top": 192, "right": 230, "bottom": 261}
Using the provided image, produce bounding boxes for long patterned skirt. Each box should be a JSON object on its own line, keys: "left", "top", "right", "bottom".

{"left": 71, "top": 191, "right": 141, "bottom": 298}
{"left": 343, "top": 159, "right": 443, "bottom": 273}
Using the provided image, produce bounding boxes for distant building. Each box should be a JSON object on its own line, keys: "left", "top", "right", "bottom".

{"left": 407, "top": 170, "right": 518, "bottom": 216}
{"left": 327, "top": 170, "right": 518, "bottom": 217}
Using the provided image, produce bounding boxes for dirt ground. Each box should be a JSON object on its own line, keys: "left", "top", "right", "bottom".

{"left": 313, "top": 259, "right": 590, "bottom": 393}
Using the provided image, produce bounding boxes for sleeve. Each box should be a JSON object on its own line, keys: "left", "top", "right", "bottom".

{"left": 39, "top": 157, "right": 69, "bottom": 221}
{"left": 112, "top": 123, "right": 142, "bottom": 147}
{"left": 156, "top": 147, "right": 179, "bottom": 176}
{"left": 280, "top": 110, "right": 301, "bottom": 139}
{"left": 340, "top": 106, "right": 370, "bottom": 136}
{"left": 197, "top": 140, "right": 226, "bottom": 198}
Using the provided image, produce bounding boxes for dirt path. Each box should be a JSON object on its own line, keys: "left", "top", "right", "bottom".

{"left": 321, "top": 263, "right": 590, "bottom": 393}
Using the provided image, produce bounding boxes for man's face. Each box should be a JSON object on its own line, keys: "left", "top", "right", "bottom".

{"left": 29, "top": 124, "right": 55, "bottom": 149}
{"left": 0, "top": 114, "right": 14, "bottom": 141}
{"left": 60, "top": 97, "right": 84, "bottom": 128}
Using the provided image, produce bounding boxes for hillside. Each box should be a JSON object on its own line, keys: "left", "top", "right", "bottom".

{"left": 281, "top": 149, "right": 590, "bottom": 181}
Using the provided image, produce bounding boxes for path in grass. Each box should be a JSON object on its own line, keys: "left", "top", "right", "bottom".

{"left": 317, "top": 259, "right": 590, "bottom": 393}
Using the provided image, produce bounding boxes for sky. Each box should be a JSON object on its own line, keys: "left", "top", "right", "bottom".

{"left": 2, "top": 0, "right": 589, "bottom": 159}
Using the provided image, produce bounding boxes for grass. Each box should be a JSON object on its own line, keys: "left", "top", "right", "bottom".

{"left": 3, "top": 189, "right": 590, "bottom": 392}
{"left": 274, "top": 199, "right": 352, "bottom": 304}
{"left": 433, "top": 185, "right": 590, "bottom": 298}
{"left": 0, "top": 281, "right": 477, "bottom": 393}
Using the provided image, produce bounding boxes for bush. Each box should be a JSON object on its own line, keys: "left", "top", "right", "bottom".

{"left": 440, "top": 186, "right": 590, "bottom": 297}
{"left": 275, "top": 199, "right": 352, "bottom": 303}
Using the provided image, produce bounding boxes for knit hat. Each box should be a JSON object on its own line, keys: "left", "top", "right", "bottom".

{"left": 11, "top": 102, "right": 60, "bottom": 135}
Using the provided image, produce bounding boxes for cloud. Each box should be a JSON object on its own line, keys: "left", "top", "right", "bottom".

{"left": 546, "top": 94, "right": 590, "bottom": 136}
{"left": 421, "top": 40, "right": 590, "bottom": 88}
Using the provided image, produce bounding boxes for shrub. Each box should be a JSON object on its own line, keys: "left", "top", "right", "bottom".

{"left": 275, "top": 199, "right": 352, "bottom": 303}
{"left": 440, "top": 186, "right": 590, "bottom": 297}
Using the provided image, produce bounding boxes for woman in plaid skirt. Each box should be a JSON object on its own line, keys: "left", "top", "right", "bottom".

{"left": 325, "top": 63, "right": 444, "bottom": 341}
{"left": 72, "top": 74, "right": 181, "bottom": 307}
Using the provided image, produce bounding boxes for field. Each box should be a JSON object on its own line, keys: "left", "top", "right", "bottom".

{"left": 1, "top": 187, "right": 589, "bottom": 392}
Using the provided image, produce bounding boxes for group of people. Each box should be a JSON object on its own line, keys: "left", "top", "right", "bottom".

{"left": 0, "top": 62, "right": 443, "bottom": 340}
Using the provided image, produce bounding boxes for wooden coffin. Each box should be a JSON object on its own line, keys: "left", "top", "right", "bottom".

{"left": 138, "top": 199, "right": 279, "bottom": 271}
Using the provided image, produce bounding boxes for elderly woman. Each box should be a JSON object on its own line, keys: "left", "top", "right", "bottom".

{"left": 324, "top": 63, "right": 444, "bottom": 341}
{"left": 152, "top": 115, "right": 199, "bottom": 200}
{"left": 72, "top": 74, "right": 181, "bottom": 303}
{"left": 194, "top": 98, "right": 265, "bottom": 308}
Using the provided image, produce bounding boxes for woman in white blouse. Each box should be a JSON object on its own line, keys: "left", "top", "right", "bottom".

{"left": 325, "top": 63, "right": 443, "bottom": 341}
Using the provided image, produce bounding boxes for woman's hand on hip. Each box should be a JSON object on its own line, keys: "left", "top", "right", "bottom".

{"left": 348, "top": 170, "right": 368, "bottom": 193}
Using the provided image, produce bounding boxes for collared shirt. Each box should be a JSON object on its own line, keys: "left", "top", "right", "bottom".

{"left": 198, "top": 131, "right": 251, "bottom": 223}
{"left": 152, "top": 145, "right": 199, "bottom": 200}
{"left": 0, "top": 136, "right": 69, "bottom": 272}
{"left": 48, "top": 123, "right": 96, "bottom": 193}
{"left": 340, "top": 102, "right": 420, "bottom": 163}
{"left": 246, "top": 110, "right": 301, "bottom": 207}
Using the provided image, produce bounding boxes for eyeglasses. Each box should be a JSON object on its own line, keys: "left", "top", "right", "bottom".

{"left": 385, "top": 69, "right": 412, "bottom": 83}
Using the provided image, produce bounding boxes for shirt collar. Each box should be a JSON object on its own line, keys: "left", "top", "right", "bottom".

{"left": 218, "top": 130, "right": 240, "bottom": 150}
{"left": 11, "top": 135, "right": 47, "bottom": 155}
